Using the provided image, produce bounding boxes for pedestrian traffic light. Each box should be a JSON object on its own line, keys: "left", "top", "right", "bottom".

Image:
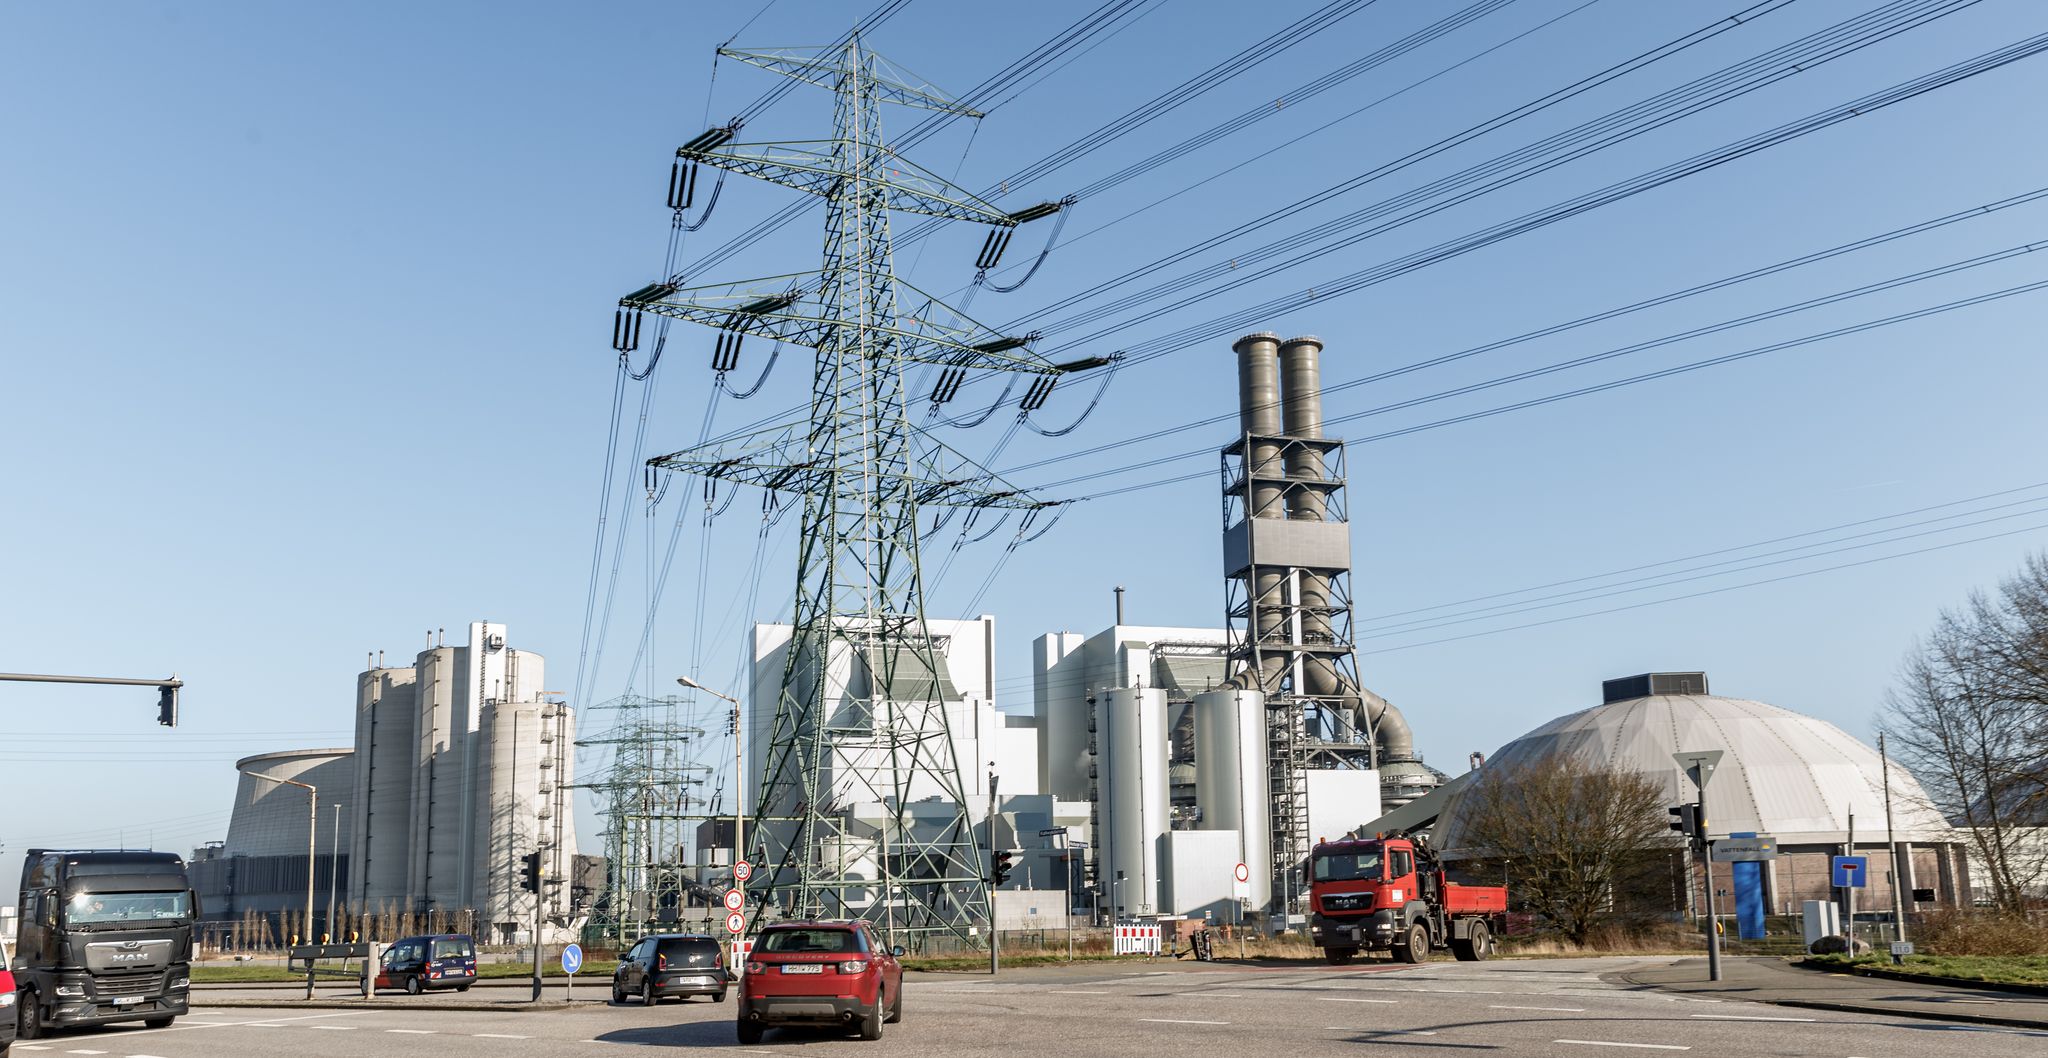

{"left": 990, "top": 849, "right": 1014, "bottom": 887}
{"left": 520, "top": 851, "right": 542, "bottom": 892}
{"left": 157, "top": 683, "right": 179, "bottom": 727}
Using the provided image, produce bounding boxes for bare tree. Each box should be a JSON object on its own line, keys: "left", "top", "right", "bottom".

{"left": 1457, "top": 753, "right": 1670, "bottom": 944}
{"left": 1883, "top": 553, "right": 2048, "bottom": 911}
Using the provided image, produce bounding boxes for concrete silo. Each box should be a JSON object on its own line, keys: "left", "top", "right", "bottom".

{"left": 349, "top": 664, "right": 416, "bottom": 912}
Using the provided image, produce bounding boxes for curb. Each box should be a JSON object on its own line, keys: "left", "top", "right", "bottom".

{"left": 193, "top": 999, "right": 581, "bottom": 1012}
{"left": 1765, "top": 998, "right": 2048, "bottom": 1032}
{"left": 1792, "top": 959, "right": 2048, "bottom": 997}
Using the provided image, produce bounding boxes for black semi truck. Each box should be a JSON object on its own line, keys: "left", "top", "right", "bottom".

{"left": 15, "top": 850, "right": 196, "bottom": 1037}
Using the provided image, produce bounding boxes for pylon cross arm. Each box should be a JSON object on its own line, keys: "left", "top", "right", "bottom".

{"left": 622, "top": 272, "right": 1059, "bottom": 374}
{"left": 719, "top": 47, "right": 980, "bottom": 117}
{"left": 646, "top": 422, "right": 1054, "bottom": 511}
{"left": 682, "top": 139, "right": 1012, "bottom": 226}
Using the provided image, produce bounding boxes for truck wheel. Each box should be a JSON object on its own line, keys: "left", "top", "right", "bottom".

{"left": 144, "top": 1017, "right": 177, "bottom": 1029}
{"left": 1324, "top": 948, "right": 1353, "bottom": 966}
{"left": 19, "top": 994, "right": 45, "bottom": 1039}
{"left": 1453, "top": 922, "right": 1491, "bottom": 962}
{"left": 1393, "top": 922, "right": 1429, "bottom": 964}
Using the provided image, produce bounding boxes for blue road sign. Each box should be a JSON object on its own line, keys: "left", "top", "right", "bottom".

{"left": 561, "top": 942, "right": 584, "bottom": 975}
{"left": 1831, "top": 855, "right": 1868, "bottom": 888}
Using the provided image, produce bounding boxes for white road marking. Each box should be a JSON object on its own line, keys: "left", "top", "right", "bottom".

{"left": 474, "top": 1034, "right": 530, "bottom": 1039}
{"left": 386, "top": 1029, "right": 437, "bottom": 1034}
{"left": 158, "top": 1012, "right": 372, "bottom": 1033}
{"left": 1554, "top": 1042, "right": 1690, "bottom": 1051}
{"left": 1493, "top": 1005, "right": 1587, "bottom": 1012}
{"left": 1140, "top": 1018, "right": 1229, "bottom": 1025}
{"left": 1319, "top": 996, "right": 1398, "bottom": 1004}
{"left": 1687, "top": 1014, "right": 1815, "bottom": 1022}
{"left": 310, "top": 1025, "right": 357, "bottom": 1031}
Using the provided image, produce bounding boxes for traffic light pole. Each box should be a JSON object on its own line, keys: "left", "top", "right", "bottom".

{"left": 0, "top": 671, "right": 183, "bottom": 725}
{"left": 1700, "top": 830, "right": 1722, "bottom": 983}
{"left": 988, "top": 771, "right": 1000, "bottom": 977}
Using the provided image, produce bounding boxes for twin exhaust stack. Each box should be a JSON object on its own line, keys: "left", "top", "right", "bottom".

{"left": 1223, "top": 332, "right": 1414, "bottom": 764}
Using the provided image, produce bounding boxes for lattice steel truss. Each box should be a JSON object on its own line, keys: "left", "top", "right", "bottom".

{"left": 626, "top": 38, "right": 1079, "bottom": 946}
{"left": 575, "top": 694, "right": 709, "bottom": 939}
{"left": 1219, "top": 435, "right": 1376, "bottom": 916}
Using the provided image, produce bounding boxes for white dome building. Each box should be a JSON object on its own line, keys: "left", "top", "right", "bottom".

{"left": 1431, "top": 673, "right": 1971, "bottom": 911}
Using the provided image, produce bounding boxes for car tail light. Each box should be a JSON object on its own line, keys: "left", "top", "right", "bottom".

{"left": 657, "top": 954, "right": 668, "bottom": 971}
{"left": 839, "top": 960, "right": 868, "bottom": 974}
{"left": 746, "top": 961, "right": 766, "bottom": 975}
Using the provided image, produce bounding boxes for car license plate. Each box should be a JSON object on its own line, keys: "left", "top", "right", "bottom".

{"left": 113, "top": 996, "right": 143, "bottom": 1006}
{"left": 781, "top": 964, "right": 824, "bottom": 974}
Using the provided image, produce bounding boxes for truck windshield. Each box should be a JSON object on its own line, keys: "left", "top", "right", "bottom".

{"left": 1313, "top": 849, "right": 1384, "bottom": 882}
{"left": 65, "top": 890, "right": 191, "bottom": 926}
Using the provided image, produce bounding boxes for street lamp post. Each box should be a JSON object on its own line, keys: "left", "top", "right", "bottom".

{"left": 238, "top": 768, "right": 315, "bottom": 995}
{"left": 677, "top": 675, "right": 744, "bottom": 897}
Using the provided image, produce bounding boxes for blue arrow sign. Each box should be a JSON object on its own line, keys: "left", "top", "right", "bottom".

{"left": 561, "top": 942, "right": 584, "bottom": 975}
{"left": 1831, "top": 855, "right": 1868, "bottom": 889}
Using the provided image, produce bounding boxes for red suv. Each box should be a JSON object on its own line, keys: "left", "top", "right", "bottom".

{"left": 738, "top": 921, "right": 904, "bottom": 1043}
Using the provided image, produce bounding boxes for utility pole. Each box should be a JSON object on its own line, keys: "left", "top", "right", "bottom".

{"left": 1880, "top": 734, "right": 1908, "bottom": 946}
{"left": 1844, "top": 809, "right": 1857, "bottom": 953}
{"left": 1673, "top": 750, "right": 1723, "bottom": 982}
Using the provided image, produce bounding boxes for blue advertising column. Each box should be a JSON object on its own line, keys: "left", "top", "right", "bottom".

{"left": 1730, "top": 832, "right": 1766, "bottom": 940}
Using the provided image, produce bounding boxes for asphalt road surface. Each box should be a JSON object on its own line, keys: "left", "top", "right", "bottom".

{"left": 22, "top": 957, "right": 2047, "bottom": 1057}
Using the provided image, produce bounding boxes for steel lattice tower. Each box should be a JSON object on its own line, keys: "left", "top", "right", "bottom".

{"left": 616, "top": 38, "right": 1081, "bottom": 946}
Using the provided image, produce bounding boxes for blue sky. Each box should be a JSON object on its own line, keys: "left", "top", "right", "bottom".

{"left": 5, "top": 0, "right": 2047, "bottom": 890}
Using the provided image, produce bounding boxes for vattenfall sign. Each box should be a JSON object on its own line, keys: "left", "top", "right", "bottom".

{"left": 1709, "top": 836, "right": 1779, "bottom": 862}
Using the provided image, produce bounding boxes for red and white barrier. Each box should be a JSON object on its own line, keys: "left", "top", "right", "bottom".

{"left": 1113, "top": 922, "right": 1162, "bottom": 955}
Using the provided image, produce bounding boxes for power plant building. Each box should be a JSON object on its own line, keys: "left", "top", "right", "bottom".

{"left": 197, "top": 622, "right": 581, "bottom": 944}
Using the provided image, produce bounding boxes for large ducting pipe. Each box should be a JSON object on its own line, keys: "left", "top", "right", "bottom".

{"left": 1229, "top": 333, "right": 1289, "bottom": 692}
{"left": 1274, "top": 335, "right": 1416, "bottom": 764}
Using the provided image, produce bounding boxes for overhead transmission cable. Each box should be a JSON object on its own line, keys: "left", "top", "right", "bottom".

{"left": 1003, "top": 185, "right": 2048, "bottom": 477}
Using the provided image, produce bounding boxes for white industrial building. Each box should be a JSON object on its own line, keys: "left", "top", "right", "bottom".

{"left": 198, "top": 622, "right": 581, "bottom": 944}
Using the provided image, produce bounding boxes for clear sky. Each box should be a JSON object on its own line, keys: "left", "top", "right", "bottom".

{"left": 6, "top": 0, "right": 2047, "bottom": 894}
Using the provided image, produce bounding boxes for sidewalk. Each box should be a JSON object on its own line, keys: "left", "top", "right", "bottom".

{"left": 1615, "top": 956, "right": 2048, "bottom": 1030}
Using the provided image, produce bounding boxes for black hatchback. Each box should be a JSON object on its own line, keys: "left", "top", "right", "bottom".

{"left": 613, "top": 934, "right": 728, "bottom": 1004}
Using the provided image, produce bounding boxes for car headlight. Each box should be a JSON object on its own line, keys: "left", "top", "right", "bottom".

{"left": 56, "top": 984, "right": 86, "bottom": 997}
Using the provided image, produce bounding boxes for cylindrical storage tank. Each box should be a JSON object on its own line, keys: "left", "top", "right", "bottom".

{"left": 1094, "top": 687, "right": 1169, "bottom": 918}
{"left": 409, "top": 646, "right": 468, "bottom": 908}
{"left": 474, "top": 699, "right": 540, "bottom": 939}
{"left": 1192, "top": 688, "right": 1271, "bottom": 910}
{"left": 351, "top": 667, "right": 417, "bottom": 911}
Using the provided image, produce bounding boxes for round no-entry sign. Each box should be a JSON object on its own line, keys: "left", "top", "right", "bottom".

{"left": 726, "top": 911, "right": 746, "bottom": 934}
{"left": 1234, "top": 862, "right": 1251, "bottom": 884}
{"left": 723, "top": 888, "right": 744, "bottom": 912}
{"left": 734, "top": 860, "right": 753, "bottom": 882}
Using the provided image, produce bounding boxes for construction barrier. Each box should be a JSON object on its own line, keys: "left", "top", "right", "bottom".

{"left": 1113, "top": 921, "right": 1162, "bottom": 955}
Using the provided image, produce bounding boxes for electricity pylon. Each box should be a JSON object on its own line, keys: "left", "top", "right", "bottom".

{"left": 620, "top": 37, "right": 1084, "bottom": 946}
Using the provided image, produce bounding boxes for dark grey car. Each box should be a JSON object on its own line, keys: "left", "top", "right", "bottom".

{"left": 612, "top": 934, "right": 728, "bottom": 1004}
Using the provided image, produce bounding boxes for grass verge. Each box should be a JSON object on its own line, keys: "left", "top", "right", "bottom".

{"left": 1804, "top": 953, "right": 2048, "bottom": 986}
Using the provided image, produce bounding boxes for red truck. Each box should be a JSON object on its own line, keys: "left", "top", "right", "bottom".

{"left": 1308, "top": 833, "right": 1506, "bottom": 964}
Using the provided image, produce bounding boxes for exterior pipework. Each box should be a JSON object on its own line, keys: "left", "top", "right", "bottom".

{"left": 1275, "top": 336, "right": 1416, "bottom": 764}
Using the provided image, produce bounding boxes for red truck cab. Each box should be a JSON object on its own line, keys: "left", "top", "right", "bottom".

{"left": 1309, "top": 835, "right": 1505, "bottom": 964}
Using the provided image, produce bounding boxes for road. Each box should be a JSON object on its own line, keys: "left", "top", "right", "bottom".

{"left": 19, "top": 957, "right": 2045, "bottom": 1057}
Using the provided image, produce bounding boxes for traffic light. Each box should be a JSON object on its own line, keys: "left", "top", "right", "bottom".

{"left": 990, "top": 849, "right": 1014, "bottom": 888}
{"left": 1668, "top": 804, "right": 1700, "bottom": 845}
{"left": 519, "top": 851, "right": 542, "bottom": 892}
{"left": 1668, "top": 803, "right": 1708, "bottom": 845}
{"left": 157, "top": 684, "right": 179, "bottom": 727}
